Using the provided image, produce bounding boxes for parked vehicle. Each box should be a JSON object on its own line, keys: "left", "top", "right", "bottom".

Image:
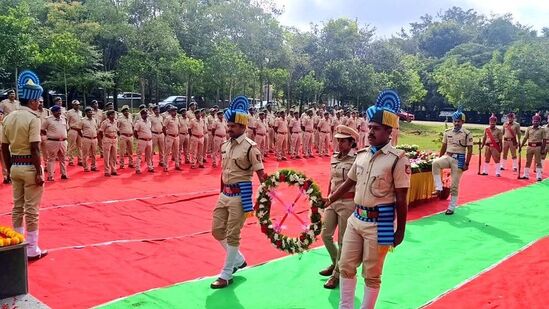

{"left": 158, "top": 96, "right": 187, "bottom": 112}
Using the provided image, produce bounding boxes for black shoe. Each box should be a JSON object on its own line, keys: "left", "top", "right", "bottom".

{"left": 61, "top": 175, "right": 68, "bottom": 180}
{"left": 233, "top": 261, "right": 247, "bottom": 274}
{"left": 3, "top": 178, "right": 11, "bottom": 184}
{"left": 444, "top": 209, "right": 454, "bottom": 215}
{"left": 480, "top": 173, "right": 488, "bottom": 176}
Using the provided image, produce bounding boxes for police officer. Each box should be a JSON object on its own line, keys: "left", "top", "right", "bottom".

{"left": 117, "top": 105, "right": 135, "bottom": 169}
{"left": 302, "top": 109, "right": 315, "bottom": 158}
{"left": 320, "top": 125, "right": 358, "bottom": 290}
{"left": 0, "top": 108, "right": 7, "bottom": 183}
{"left": 318, "top": 112, "right": 332, "bottom": 157}
{"left": 150, "top": 105, "right": 165, "bottom": 167}
{"left": 254, "top": 111, "right": 268, "bottom": 158}
{"left": 37, "top": 98, "right": 51, "bottom": 167}
{"left": 210, "top": 96, "right": 265, "bottom": 289}
{"left": 481, "top": 113, "right": 503, "bottom": 176}
{"left": 42, "top": 105, "right": 69, "bottom": 181}
{"left": 163, "top": 106, "right": 181, "bottom": 171}
{"left": 1, "top": 71, "right": 48, "bottom": 260}
{"left": 134, "top": 109, "right": 154, "bottom": 174}
{"left": 178, "top": 108, "right": 190, "bottom": 164}
{"left": 289, "top": 111, "right": 302, "bottom": 159}
{"left": 0, "top": 89, "right": 20, "bottom": 115}
{"left": 274, "top": 110, "right": 289, "bottom": 161}
{"left": 66, "top": 100, "right": 83, "bottom": 166}
{"left": 211, "top": 111, "right": 227, "bottom": 168}
{"left": 432, "top": 110, "right": 473, "bottom": 215}
{"left": 520, "top": 113, "right": 546, "bottom": 181}
{"left": 80, "top": 107, "right": 99, "bottom": 172}
{"left": 357, "top": 113, "right": 369, "bottom": 149}
{"left": 189, "top": 109, "right": 206, "bottom": 168}
{"left": 325, "top": 102, "right": 410, "bottom": 309}
{"left": 502, "top": 112, "right": 521, "bottom": 171}
{"left": 99, "top": 110, "right": 119, "bottom": 176}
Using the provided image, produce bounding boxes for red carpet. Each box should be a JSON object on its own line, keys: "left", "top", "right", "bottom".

{"left": 0, "top": 155, "right": 545, "bottom": 308}
{"left": 427, "top": 237, "right": 549, "bottom": 309}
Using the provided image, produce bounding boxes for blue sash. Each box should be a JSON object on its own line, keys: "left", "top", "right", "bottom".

{"left": 223, "top": 182, "right": 253, "bottom": 213}
{"left": 354, "top": 204, "right": 395, "bottom": 245}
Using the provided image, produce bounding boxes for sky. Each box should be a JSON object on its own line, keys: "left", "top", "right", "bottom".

{"left": 272, "top": 0, "right": 549, "bottom": 37}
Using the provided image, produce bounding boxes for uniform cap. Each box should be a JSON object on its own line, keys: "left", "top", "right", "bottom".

{"left": 224, "top": 96, "right": 250, "bottom": 126}
{"left": 72, "top": 100, "right": 80, "bottom": 105}
{"left": 452, "top": 110, "right": 466, "bottom": 122}
{"left": 507, "top": 112, "right": 515, "bottom": 118}
{"left": 84, "top": 106, "right": 93, "bottom": 112}
{"left": 121, "top": 105, "right": 130, "bottom": 111}
{"left": 140, "top": 109, "right": 148, "bottom": 114}
{"left": 334, "top": 125, "right": 359, "bottom": 142}
{"left": 105, "top": 102, "right": 114, "bottom": 107}
{"left": 489, "top": 113, "right": 497, "bottom": 123}
{"left": 168, "top": 105, "right": 177, "bottom": 111}
{"left": 50, "top": 105, "right": 61, "bottom": 113}
{"left": 532, "top": 113, "right": 541, "bottom": 122}
{"left": 179, "top": 108, "right": 186, "bottom": 114}
{"left": 139, "top": 104, "right": 147, "bottom": 110}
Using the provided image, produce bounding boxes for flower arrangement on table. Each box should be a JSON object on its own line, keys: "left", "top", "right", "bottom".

{"left": 397, "top": 144, "right": 439, "bottom": 173}
{"left": 255, "top": 169, "right": 325, "bottom": 254}
{"left": 0, "top": 226, "right": 25, "bottom": 247}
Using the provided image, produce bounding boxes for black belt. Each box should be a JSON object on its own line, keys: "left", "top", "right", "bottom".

{"left": 152, "top": 131, "right": 163, "bottom": 135}
{"left": 528, "top": 142, "right": 542, "bottom": 147}
{"left": 48, "top": 138, "right": 66, "bottom": 141}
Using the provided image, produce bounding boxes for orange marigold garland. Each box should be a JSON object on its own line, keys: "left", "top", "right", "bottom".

{"left": 0, "top": 226, "right": 25, "bottom": 247}
{"left": 255, "top": 169, "right": 325, "bottom": 254}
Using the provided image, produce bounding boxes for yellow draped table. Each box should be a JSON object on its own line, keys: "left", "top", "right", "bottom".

{"left": 406, "top": 171, "right": 435, "bottom": 206}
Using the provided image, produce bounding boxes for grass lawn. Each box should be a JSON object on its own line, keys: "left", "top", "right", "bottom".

{"left": 399, "top": 121, "right": 485, "bottom": 154}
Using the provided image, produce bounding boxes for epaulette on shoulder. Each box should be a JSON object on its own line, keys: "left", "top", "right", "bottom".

{"left": 388, "top": 147, "right": 406, "bottom": 158}
{"left": 244, "top": 137, "right": 257, "bottom": 146}
{"left": 444, "top": 128, "right": 452, "bottom": 132}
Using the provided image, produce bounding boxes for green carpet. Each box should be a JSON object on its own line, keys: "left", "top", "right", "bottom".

{"left": 99, "top": 181, "right": 549, "bottom": 309}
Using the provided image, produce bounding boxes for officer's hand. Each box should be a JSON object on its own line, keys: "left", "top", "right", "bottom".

{"left": 35, "top": 174, "right": 45, "bottom": 186}
{"left": 394, "top": 230, "right": 405, "bottom": 247}
{"left": 323, "top": 197, "right": 332, "bottom": 207}
{"left": 462, "top": 163, "right": 469, "bottom": 171}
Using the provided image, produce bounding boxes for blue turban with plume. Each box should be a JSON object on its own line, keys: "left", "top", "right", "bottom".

{"left": 452, "top": 107, "right": 466, "bottom": 122}
{"left": 18, "top": 70, "right": 43, "bottom": 101}
{"left": 224, "top": 96, "right": 250, "bottom": 126}
{"left": 366, "top": 90, "right": 400, "bottom": 128}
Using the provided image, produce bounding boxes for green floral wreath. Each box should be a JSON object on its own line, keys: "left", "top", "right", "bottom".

{"left": 255, "top": 169, "right": 325, "bottom": 254}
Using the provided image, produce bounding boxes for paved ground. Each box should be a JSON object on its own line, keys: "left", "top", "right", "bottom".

{"left": 0, "top": 294, "right": 50, "bottom": 309}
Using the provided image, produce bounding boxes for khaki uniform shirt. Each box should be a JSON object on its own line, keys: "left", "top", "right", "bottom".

{"left": 256, "top": 119, "right": 268, "bottom": 135}
{"left": 221, "top": 134, "right": 264, "bottom": 184}
{"left": 274, "top": 117, "right": 288, "bottom": 133}
{"left": 42, "top": 116, "right": 68, "bottom": 140}
{"left": 163, "top": 115, "right": 180, "bottom": 136}
{"left": 248, "top": 115, "right": 257, "bottom": 130}
{"left": 186, "top": 110, "right": 196, "bottom": 121}
{"left": 2, "top": 106, "right": 41, "bottom": 155}
{"left": 502, "top": 121, "right": 520, "bottom": 140}
{"left": 484, "top": 127, "right": 503, "bottom": 146}
{"left": 92, "top": 109, "right": 104, "bottom": 124}
{"left": 134, "top": 118, "right": 153, "bottom": 139}
{"left": 524, "top": 126, "right": 545, "bottom": 143}
{"left": 332, "top": 117, "right": 342, "bottom": 130}
{"left": 289, "top": 118, "right": 302, "bottom": 133}
{"left": 206, "top": 115, "right": 216, "bottom": 131}
{"left": 266, "top": 111, "right": 276, "bottom": 127}
{"left": 150, "top": 114, "right": 164, "bottom": 134}
{"left": 348, "top": 143, "right": 411, "bottom": 206}
{"left": 443, "top": 127, "right": 473, "bottom": 154}
{"left": 100, "top": 119, "right": 118, "bottom": 138}
{"left": 190, "top": 118, "right": 205, "bottom": 137}
{"left": 101, "top": 110, "right": 118, "bottom": 123}
{"left": 0, "top": 99, "right": 20, "bottom": 115}
{"left": 80, "top": 117, "right": 99, "bottom": 138}
{"left": 66, "top": 109, "right": 82, "bottom": 130}
{"left": 178, "top": 116, "right": 189, "bottom": 134}
{"left": 117, "top": 115, "right": 134, "bottom": 135}
{"left": 213, "top": 119, "right": 227, "bottom": 137}
{"left": 318, "top": 118, "right": 332, "bottom": 133}
{"left": 358, "top": 118, "right": 369, "bottom": 132}
{"left": 545, "top": 126, "right": 549, "bottom": 142}
{"left": 346, "top": 117, "right": 358, "bottom": 130}
{"left": 302, "top": 116, "right": 314, "bottom": 132}
{"left": 38, "top": 108, "right": 51, "bottom": 123}
{"left": 330, "top": 151, "right": 356, "bottom": 194}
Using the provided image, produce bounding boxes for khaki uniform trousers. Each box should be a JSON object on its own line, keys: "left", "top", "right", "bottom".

{"left": 164, "top": 135, "right": 180, "bottom": 168}
{"left": 432, "top": 154, "right": 464, "bottom": 196}
{"left": 526, "top": 146, "right": 542, "bottom": 168}
{"left": 81, "top": 137, "right": 98, "bottom": 170}
{"left": 67, "top": 129, "right": 82, "bottom": 163}
{"left": 179, "top": 133, "right": 190, "bottom": 163}
{"left": 46, "top": 140, "right": 67, "bottom": 178}
{"left": 276, "top": 132, "right": 288, "bottom": 159}
{"left": 290, "top": 132, "right": 302, "bottom": 157}
{"left": 11, "top": 165, "right": 44, "bottom": 232}
{"left": 303, "top": 131, "right": 313, "bottom": 156}
{"left": 103, "top": 137, "right": 118, "bottom": 174}
{"left": 189, "top": 135, "right": 204, "bottom": 167}
{"left": 136, "top": 139, "right": 153, "bottom": 172}
{"left": 484, "top": 146, "right": 501, "bottom": 163}
{"left": 321, "top": 199, "right": 354, "bottom": 277}
{"left": 40, "top": 136, "right": 48, "bottom": 166}
{"left": 204, "top": 133, "right": 210, "bottom": 158}
{"left": 338, "top": 216, "right": 389, "bottom": 288}
{"left": 502, "top": 140, "right": 518, "bottom": 159}
{"left": 212, "top": 136, "right": 225, "bottom": 165}
{"left": 0, "top": 150, "right": 7, "bottom": 180}
{"left": 254, "top": 134, "right": 266, "bottom": 156}
{"left": 211, "top": 193, "right": 246, "bottom": 247}
{"left": 319, "top": 132, "right": 331, "bottom": 156}
{"left": 118, "top": 135, "right": 134, "bottom": 167}
{"left": 313, "top": 130, "right": 319, "bottom": 153}
{"left": 152, "top": 133, "right": 165, "bottom": 165}
{"left": 268, "top": 127, "right": 275, "bottom": 152}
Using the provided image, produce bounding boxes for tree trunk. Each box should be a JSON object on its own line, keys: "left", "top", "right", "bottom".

{"left": 64, "top": 68, "right": 68, "bottom": 106}
{"left": 83, "top": 92, "right": 87, "bottom": 108}
{"left": 140, "top": 78, "right": 145, "bottom": 107}
{"left": 14, "top": 67, "right": 18, "bottom": 100}
{"left": 185, "top": 79, "right": 190, "bottom": 108}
